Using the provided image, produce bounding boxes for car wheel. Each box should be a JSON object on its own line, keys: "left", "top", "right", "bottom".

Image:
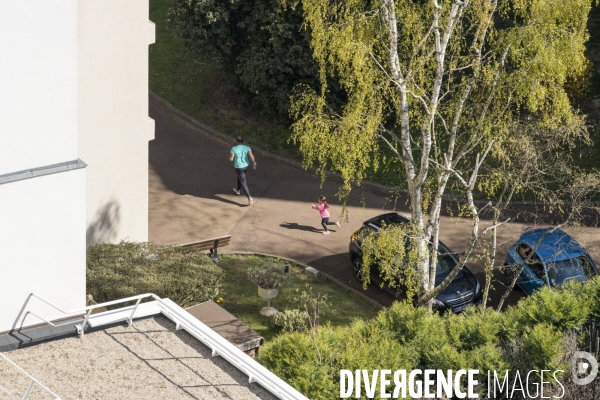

{"left": 352, "top": 258, "right": 364, "bottom": 282}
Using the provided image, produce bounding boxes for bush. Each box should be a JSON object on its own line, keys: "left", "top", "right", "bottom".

{"left": 258, "top": 332, "right": 337, "bottom": 399}
{"left": 580, "top": 277, "right": 600, "bottom": 321}
{"left": 273, "top": 309, "right": 309, "bottom": 333}
{"left": 247, "top": 262, "right": 290, "bottom": 289}
{"left": 87, "top": 241, "right": 224, "bottom": 308}
{"left": 169, "top": 0, "right": 319, "bottom": 118}
{"left": 445, "top": 306, "right": 504, "bottom": 351}
{"left": 259, "top": 277, "right": 600, "bottom": 400}
{"left": 521, "top": 323, "right": 566, "bottom": 374}
{"left": 259, "top": 323, "right": 418, "bottom": 400}
{"left": 506, "top": 284, "right": 590, "bottom": 333}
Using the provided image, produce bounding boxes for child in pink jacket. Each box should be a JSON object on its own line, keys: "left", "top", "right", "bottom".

{"left": 310, "top": 195, "right": 341, "bottom": 235}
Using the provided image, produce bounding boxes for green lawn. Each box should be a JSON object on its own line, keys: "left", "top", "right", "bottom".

{"left": 216, "top": 254, "right": 381, "bottom": 342}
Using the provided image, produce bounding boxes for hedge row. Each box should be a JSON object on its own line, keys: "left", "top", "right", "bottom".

{"left": 259, "top": 279, "right": 600, "bottom": 399}
{"left": 87, "top": 241, "right": 223, "bottom": 308}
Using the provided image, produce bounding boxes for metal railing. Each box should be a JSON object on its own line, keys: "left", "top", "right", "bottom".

{"left": 0, "top": 352, "right": 61, "bottom": 400}
{"left": 26, "top": 293, "right": 149, "bottom": 337}
{"left": 26, "top": 293, "right": 308, "bottom": 400}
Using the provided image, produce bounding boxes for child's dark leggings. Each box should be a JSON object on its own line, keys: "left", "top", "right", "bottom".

{"left": 321, "top": 218, "right": 336, "bottom": 231}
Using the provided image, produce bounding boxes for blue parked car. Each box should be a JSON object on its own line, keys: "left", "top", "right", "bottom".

{"left": 504, "top": 228, "right": 599, "bottom": 295}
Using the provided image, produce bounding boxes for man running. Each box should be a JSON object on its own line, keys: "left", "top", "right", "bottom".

{"left": 229, "top": 136, "right": 257, "bottom": 205}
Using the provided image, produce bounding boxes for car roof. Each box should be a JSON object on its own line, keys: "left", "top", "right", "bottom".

{"left": 520, "top": 228, "right": 588, "bottom": 263}
{"left": 362, "top": 212, "right": 410, "bottom": 229}
{"left": 360, "top": 212, "right": 461, "bottom": 261}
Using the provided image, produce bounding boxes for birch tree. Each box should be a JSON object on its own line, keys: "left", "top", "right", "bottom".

{"left": 290, "top": 0, "right": 593, "bottom": 306}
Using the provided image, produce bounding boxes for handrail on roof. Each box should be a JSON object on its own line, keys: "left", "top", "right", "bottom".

{"left": 26, "top": 293, "right": 153, "bottom": 336}
{"left": 0, "top": 352, "right": 61, "bottom": 400}
{"left": 27, "top": 293, "right": 308, "bottom": 400}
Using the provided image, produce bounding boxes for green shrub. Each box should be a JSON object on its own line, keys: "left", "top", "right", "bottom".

{"left": 87, "top": 241, "right": 224, "bottom": 307}
{"left": 260, "top": 279, "right": 600, "bottom": 399}
{"left": 273, "top": 309, "right": 309, "bottom": 333}
{"left": 247, "top": 262, "right": 291, "bottom": 289}
{"left": 506, "top": 284, "right": 590, "bottom": 334}
{"left": 445, "top": 307, "right": 504, "bottom": 351}
{"left": 372, "top": 301, "right": 430, "bottom": 344}
{"left": 581, "top": 277, "right": 600, "bottom": 321}
{"left": 259, "top": 332, "right": 337, "bottom": 400}
{"left": 464, "top": 342, "right": 510, "bottom": 379}
{"left": 169, "top": 0, "right": 319, "bottom": 118}
{"left": 521, "top": 323, "right": 567, "bottom": 377}
{"left": 259, "top": 322, "right": 418, "bottom": 400}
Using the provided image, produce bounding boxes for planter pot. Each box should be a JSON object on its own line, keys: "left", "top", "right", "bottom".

{"left": 258, "top": 287, "right": 279, "bottom": 300}
{"left": 258, "top": 287, "right": 279, "bottom": 316}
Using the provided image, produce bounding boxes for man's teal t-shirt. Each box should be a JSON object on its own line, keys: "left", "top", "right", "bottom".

{"left": 231, "top": 144, "right": 252, "bottom": 169}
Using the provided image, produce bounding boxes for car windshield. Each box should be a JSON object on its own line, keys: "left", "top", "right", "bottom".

{"left": 547, "top": 257, "right": 596, "bottom": 287}
{"left": 436, "top": 253, "right": 457, "bottom": 275}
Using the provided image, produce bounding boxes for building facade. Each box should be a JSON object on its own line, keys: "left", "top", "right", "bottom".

{"left": 0, "top": 0, "right": 154, "bottom": 332}
{"left": 78, "top": 0, "right": 155, "bottom": 245}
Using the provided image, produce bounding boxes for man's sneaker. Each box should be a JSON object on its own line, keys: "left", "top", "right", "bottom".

{"left": 322, "top": 230, "right": 330, "bottom": 235}
{"left": 248, "top": 197, "right": 254, "bottom": 205}
{"left": 335, "top": 221, "right": 341, "bottom": 228}
{"left": 233, "top": 188, "right": 240, "bottom": 195}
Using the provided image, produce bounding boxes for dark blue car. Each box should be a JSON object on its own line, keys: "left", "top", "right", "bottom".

{"left": 349, "top": 212, "right": 482, "bottom": 313}
{"left": 504, "top": 228, "right": 599, "bottom": 295}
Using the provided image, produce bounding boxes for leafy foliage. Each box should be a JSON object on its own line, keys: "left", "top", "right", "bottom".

{"left": 521, "top": 323, "right": 565, "bottom": 375}
{"left": 361, "top": 222, "right": 422, "bottom": 299}
{"left": 291, "top": 0, "right": 595, "bottom": 305}
{"left": 505, "top": 281, "right": 590, "bottom": 332}
{"left": 87, "top": 241, "right": 223, "bottom": 308}
{"left": 247, "top": 262, "right": 291, "bottom": 289}
{"left": 258, "top": 332, "right": 338, "bottom": 399}
{"left": 272, "top": 309, "right": 309, "bottom": 333}
{"left": 168, "top": 0, "right": 319, "bottom": 117}
{"left": 261, "top": 277, "right": 600, "bottom": 399}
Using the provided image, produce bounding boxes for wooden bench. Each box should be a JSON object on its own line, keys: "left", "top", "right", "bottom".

{"left": 178, "top": 235, "right": 231, "bottom": 263}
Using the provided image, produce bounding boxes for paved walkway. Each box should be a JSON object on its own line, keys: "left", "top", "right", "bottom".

{"left": 148, "top": 94, "right": 600, "bottom": 309}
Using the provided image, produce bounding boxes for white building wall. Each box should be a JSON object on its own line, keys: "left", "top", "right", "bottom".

{"left": 78, "top": 0, "right": 155, "bottom": 244}
{"left": 0, "top": 1, "right": 78, "bottom": 176}
{"left": 0, "top": 170, "right": 86, "bottom": 332}
{"left": 0, "top": 0, "right": 85, "bottom": 333}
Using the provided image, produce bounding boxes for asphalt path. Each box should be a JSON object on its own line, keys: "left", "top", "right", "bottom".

{"left": 148, "top": 94, "right": 600, "bottom": 310}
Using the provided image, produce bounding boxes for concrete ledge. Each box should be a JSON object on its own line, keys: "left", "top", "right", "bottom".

{"left": 0, "top": 159, "right": 87, "bottom": 185}
{"left": 0, "top": 303, "right": 162, "bottom": 352}
{"left": 0, "top": 316, "right": 83, "bottom": 352}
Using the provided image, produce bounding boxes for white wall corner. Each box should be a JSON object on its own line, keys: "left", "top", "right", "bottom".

{"left": 148, "top": 21, "right": 156, "bottom": 45}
